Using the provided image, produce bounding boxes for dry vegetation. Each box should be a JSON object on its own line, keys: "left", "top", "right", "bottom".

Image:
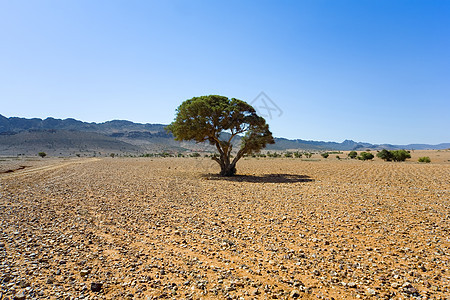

{"left": 1, "top": 151, "right": 449, "bottom": 299}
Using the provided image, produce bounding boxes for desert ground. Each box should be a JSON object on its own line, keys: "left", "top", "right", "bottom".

{"left": 1, "top": 151, "right": 449, "bottom": 300}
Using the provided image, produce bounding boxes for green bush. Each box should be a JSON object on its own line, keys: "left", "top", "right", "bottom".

{"left": 418, "top": 156, "right": 431, "bottom": 163}
{"left": 293, "top": 151, "right": 302, "bottom": 158}
{"left": 377, "top": 149, "right": 411, "bottom": 162}
{"left": 348, "top": 151, "right": 358, "bottom": 159}
{"left": 391, "top": 150, "right": 411, "bottom": 162}
{"left": 321, "top": 153, "right": 329, "bottom": 158}
{"left": 377, "top": 149, "right": 393, "bottom": 161}
{"left": 358, "top": 152, "right": 374, "bottom": 160}
{"left": 38, "top": 152, "right": 47, "bottom": 158}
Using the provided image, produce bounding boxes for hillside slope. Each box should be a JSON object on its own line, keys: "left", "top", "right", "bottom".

{"left": 0, "top": 115, "right": 448, "bottom": 155}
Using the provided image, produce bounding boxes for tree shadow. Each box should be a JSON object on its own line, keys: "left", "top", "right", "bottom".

{"left": 203, "top": 173, "right": 314, "bottom": 183}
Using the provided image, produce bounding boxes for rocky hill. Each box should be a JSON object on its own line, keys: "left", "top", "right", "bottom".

{"left": 0, "top": 115, "right": 448, "bottom": 156}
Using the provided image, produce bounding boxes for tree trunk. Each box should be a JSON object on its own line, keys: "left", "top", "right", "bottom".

{"left": 220, "top": 162, "right": 236, "bottom": 176}
{"left": 213, "top": 154, "right": 237, "bottom": 176}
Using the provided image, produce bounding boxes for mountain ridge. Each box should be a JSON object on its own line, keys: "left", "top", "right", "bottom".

{"left": 0, "top": 114, "right": 448, "bottom": 155}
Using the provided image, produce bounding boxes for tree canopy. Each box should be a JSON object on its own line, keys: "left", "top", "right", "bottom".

{"left": 166, "top": 95, "right": 274, "bottom": 176}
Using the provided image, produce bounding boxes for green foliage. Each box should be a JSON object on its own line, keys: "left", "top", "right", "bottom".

{"left": 267, "top": 151, "right": 281, "bottom": 158}
{"left": 376, "top": 149, "right": 411, "bottom": 162}
{"left": 190, "top": 152, "right": 201, "bottom": 157}
{"left": 376, "top": 149, "right": 393, "bottom": 161}
{"left": 38, "top": 152, "right": 47, "bottom": 158}
{"left": 110, "top": 153, "right": 115, "bottom": 158}
{"left": 348, "top": 151, "right": 357, "bottom": 159}
{"left": 391, "top": 150, "right": 411, "bottom": 162}
{"left": 293, "top": 151, "right": 302, "bottom": 158}
{"left": 358, "top": 152, "right": 374, "bottom": 160}
{"left": 285, "top": 151, "right": 293, "bottom": 158}
{"left": 336, "top": 155, "right": 340, "bottom": 160}
{"left": 418, "top": 156, "right": 431, "bottom": 163}
{"left": 321, "top": 153, "right": 329, "bottom": 159}
{"left": 166, "top": 95, "right": 274, "bottom": 176}
{"left": 304, "top": 152, "right": 313, "bottom": 158}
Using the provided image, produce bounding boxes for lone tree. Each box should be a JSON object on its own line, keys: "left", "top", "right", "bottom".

{"left": 166, "top": 95, "right": 274, "bottom": 176}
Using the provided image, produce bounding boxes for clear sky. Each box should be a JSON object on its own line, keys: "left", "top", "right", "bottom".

{"left": 1, "top": 0, "right": 449, "bottom": 145}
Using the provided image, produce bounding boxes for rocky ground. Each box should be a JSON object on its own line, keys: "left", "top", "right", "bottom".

{"left": 0, "top": 154, "right": 449, "bottom": 299}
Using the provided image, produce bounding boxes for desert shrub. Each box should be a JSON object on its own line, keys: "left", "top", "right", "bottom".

{"left": 267, "top": 152, "right": 281, "bottom": 158}
{"left": 321, "top": 153, "right": 329, "bottom": 158}
{"left": 418, "top": 156, "right": 431, "bottom": 163}
{"left": 336, "top": 155, "right": 340, "bottom": 160}
{"left": 190, "top": 152, "right": 201, "bottom": 157}
{"left": 391, "top": 150, "right": 411, "bottom": 162}
{"left": 377, "top": 149, "right": 393, "bottom": 161}
{"left": 304, "top": 152, "right": 313, "bottom": 158}
{"left": 348, "top": 151, "right": 358, "bottom": 159}
{"left": 358, "top": 152, "right": 374, "bottom": 160}
{"left": 38, "top": 152, "right": 47, "bottom": 158}
{"left": 293, "top": 151, "right": 302, "bottom": 158}
{"left": 110, "top": 153, "right": 115, "bottom": 158}
{"left": 285, "top": 151, "right": 293, "bottom": 158}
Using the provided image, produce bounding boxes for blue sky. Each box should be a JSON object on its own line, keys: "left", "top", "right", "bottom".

{"left": 1, "top": 0, "right": 449, "bottom": 144}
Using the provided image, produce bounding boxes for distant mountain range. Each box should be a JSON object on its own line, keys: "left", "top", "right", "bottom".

{"left": 0, "top": 115, "right": 448, "bottom": 156}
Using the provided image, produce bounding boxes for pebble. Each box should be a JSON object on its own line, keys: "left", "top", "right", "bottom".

{"left": 91, "top": 282, "right": 103, "bottom": 292}
{"left": 0, "top": 157, "right": 449, "bottom": 299}
{"left": 13, "top": 291, "right": 26, "bottom": 300}
{"left": 290, "top": 289, "right": 300, "bottom": 298}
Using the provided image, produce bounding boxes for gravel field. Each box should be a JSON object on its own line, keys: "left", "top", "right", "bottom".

{"left": 1, "top": 154, "right": 449, "bottom": 299}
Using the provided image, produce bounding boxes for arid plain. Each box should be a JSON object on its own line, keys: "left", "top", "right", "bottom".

{"left": 1, "top": 151, "right": 449, "bottom": 299}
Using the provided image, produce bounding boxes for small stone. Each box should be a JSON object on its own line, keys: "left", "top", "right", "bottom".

{"left": 14, "top": 291, "right": 26, "bottom": 300}
{"left": 80, "top": 269, "right": 90, "bottom": 276}
{"left": 91, "top": 282, "right": 103, "bottom": 292}
{"left": 18, "top": 280, "right": 30, "bottom": 288}
{"left": 347, "top": 282, "right": 357, "bottom": 288}
{"left": 290, "top": 289, "right": 300, "bottom": 298}
{"left": 367, "top": 288, "right": 377, "bottom": 295}
{"left": 0, "top": 242, "right": 5, "bottom": 247}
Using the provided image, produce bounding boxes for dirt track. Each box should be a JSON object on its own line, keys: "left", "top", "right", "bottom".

{"left": 1, "top": 156, "right": 449, "bottom": 299}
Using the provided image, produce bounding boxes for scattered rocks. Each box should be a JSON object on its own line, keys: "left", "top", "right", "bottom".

{"left": 91, "top": 282, "right": 103, "bottom": 292}
{"left": 0, "top": 156, "right": 449, "bottom": 299}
